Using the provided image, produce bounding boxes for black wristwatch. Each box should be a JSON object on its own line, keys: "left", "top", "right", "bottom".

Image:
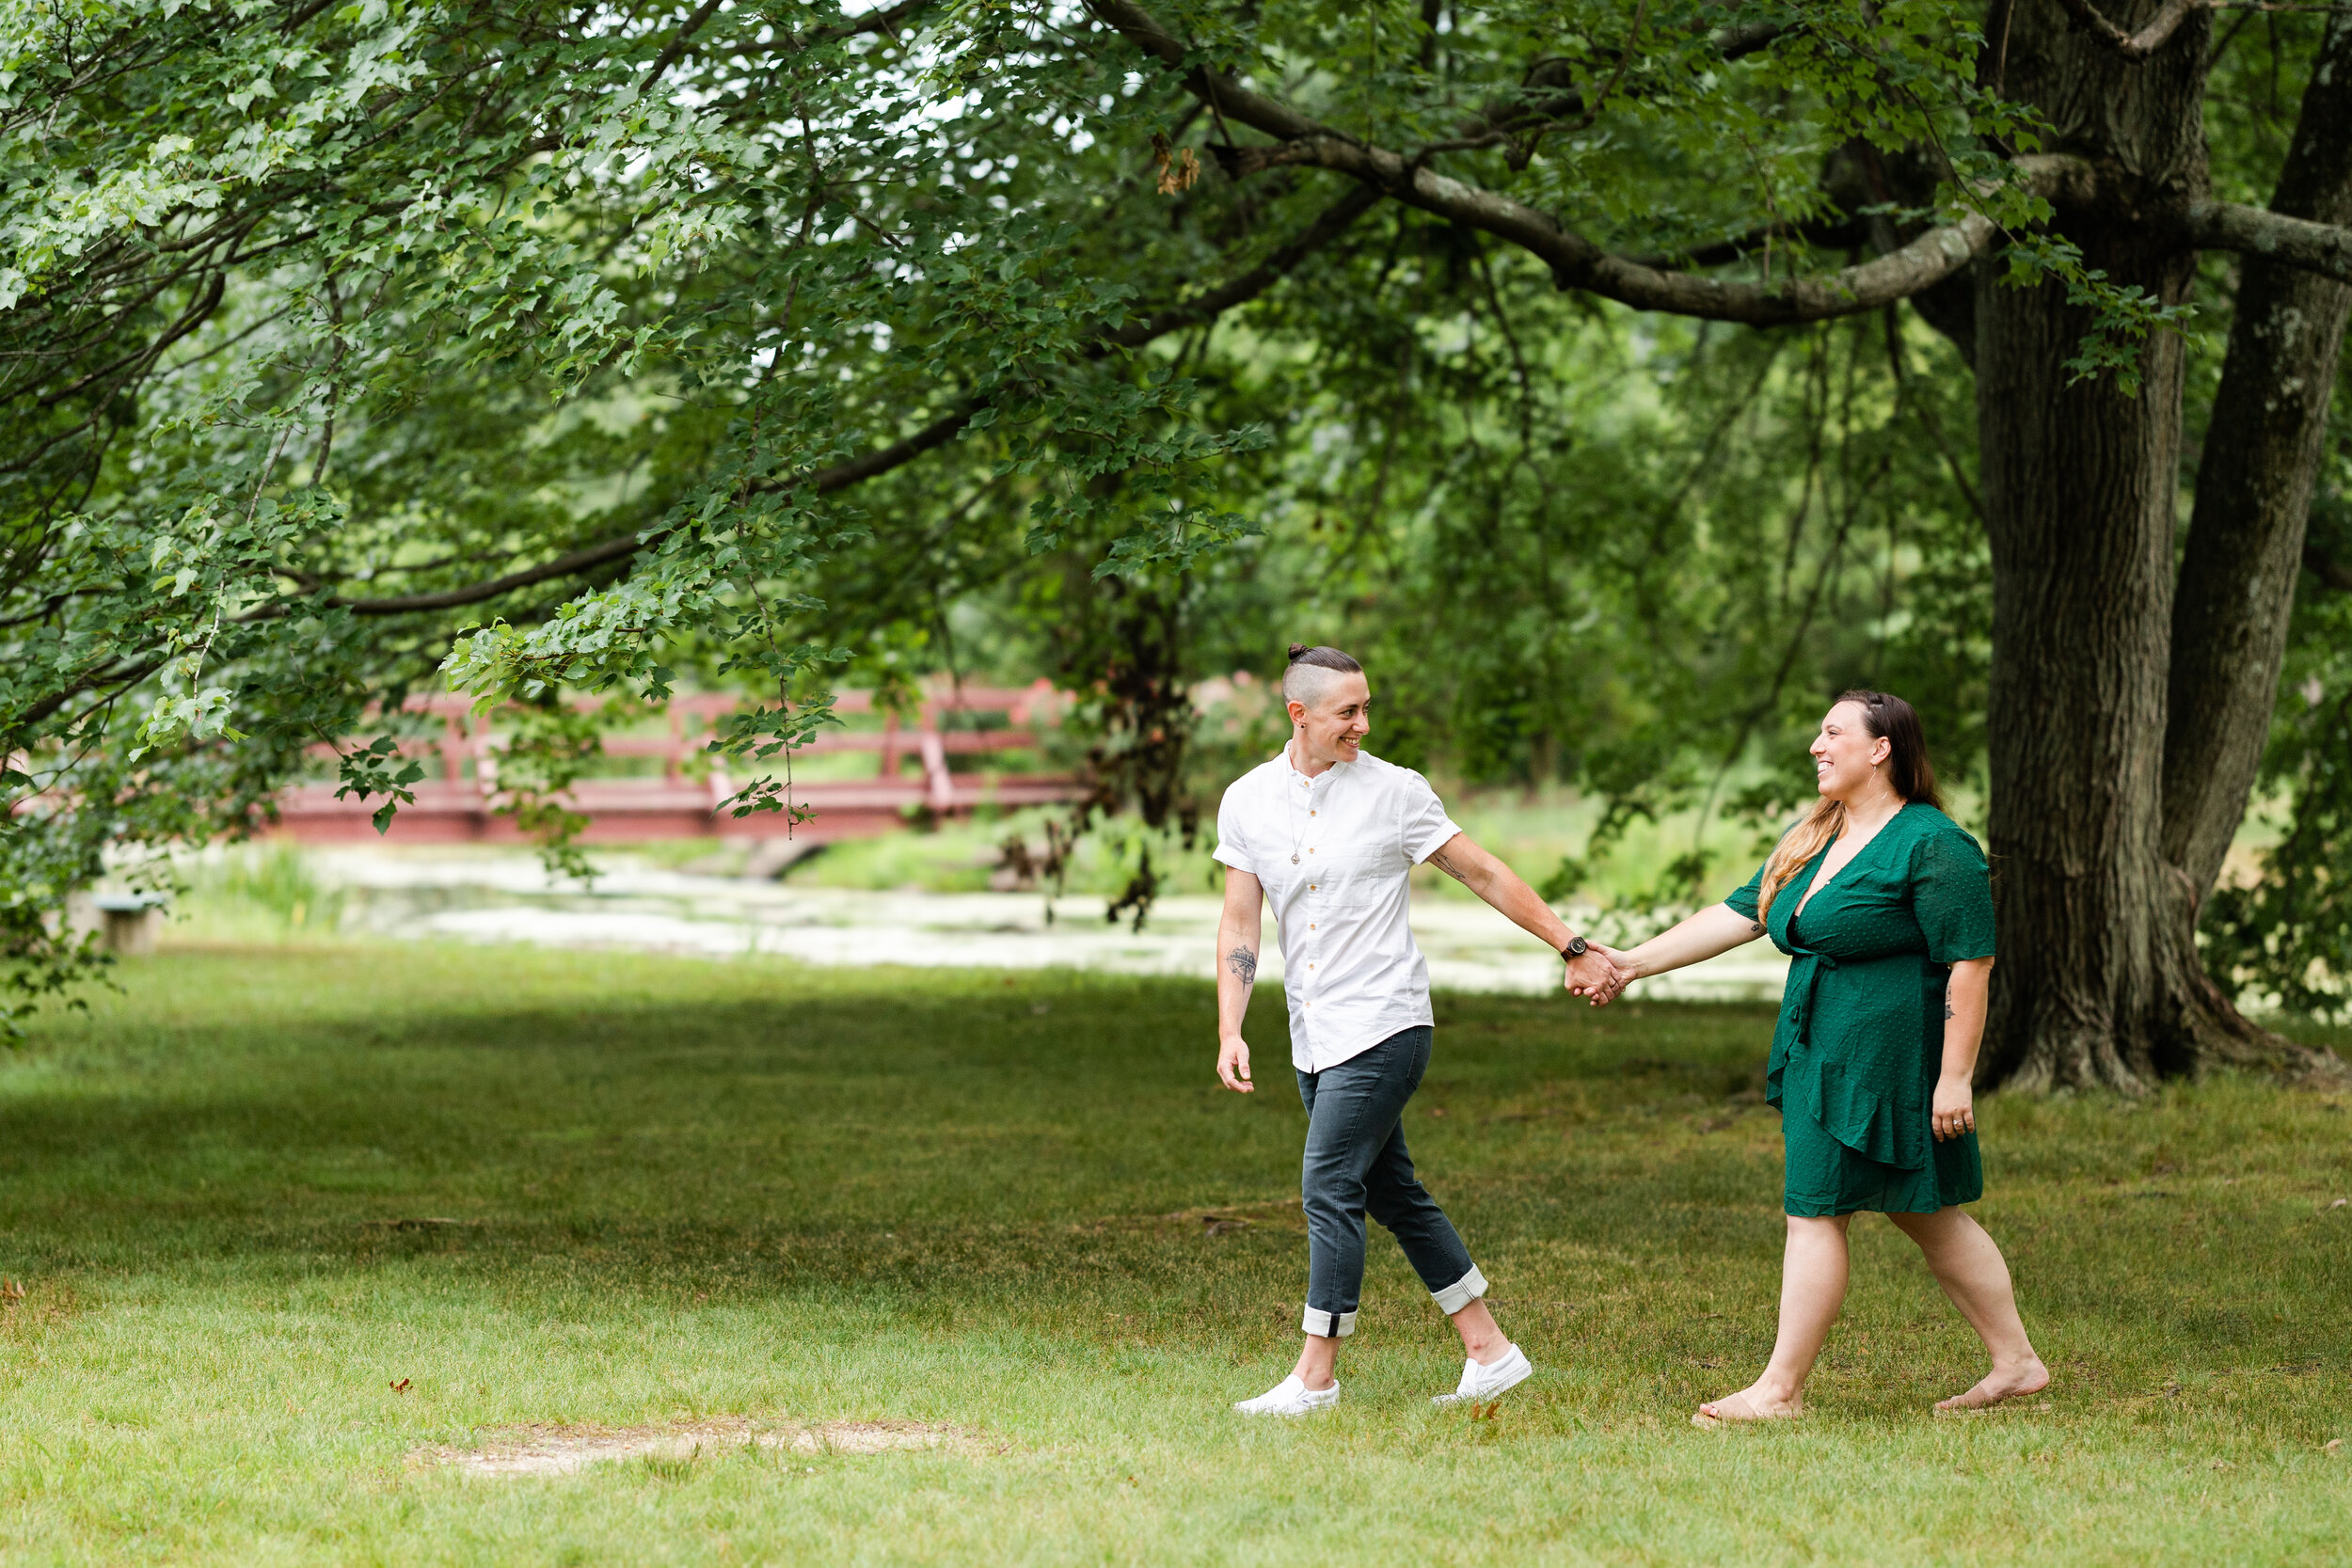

{"left": 1559, "top": 936, "right": 1589, "bottom": 960}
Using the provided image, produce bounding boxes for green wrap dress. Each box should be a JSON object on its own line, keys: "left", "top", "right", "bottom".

{"left": 1725, "top": 802, "right": 1997, "bottom": 1218}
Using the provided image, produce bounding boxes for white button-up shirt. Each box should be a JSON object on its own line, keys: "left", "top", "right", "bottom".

{"left": 1213, "top": 746, "right": 1464, "bottom": 1073}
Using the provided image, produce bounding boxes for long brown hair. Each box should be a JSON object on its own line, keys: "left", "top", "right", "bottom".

{"left": 1756, "top": 690, "right": 1944, "bottom": 925}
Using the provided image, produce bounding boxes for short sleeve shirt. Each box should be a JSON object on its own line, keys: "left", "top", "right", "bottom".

{"left": 1214, "top": 746, "right": 1463, "bottom": 1072}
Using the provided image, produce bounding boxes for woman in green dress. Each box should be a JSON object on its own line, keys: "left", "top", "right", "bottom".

{"left": 1602, "top": 690, "right": 2047, "bottom": 1424}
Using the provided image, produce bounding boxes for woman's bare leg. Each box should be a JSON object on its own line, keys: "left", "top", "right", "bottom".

{"left": 1884, "top": 1207, "right": 2048, "bottom": 1409}
{"left": 1696, "top": 1214, "right": 1851, "bottom": 1424}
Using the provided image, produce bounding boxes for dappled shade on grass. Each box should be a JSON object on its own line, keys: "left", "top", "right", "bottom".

{"left": 0, "top": 946, "right": 2346, "bottom": 1563}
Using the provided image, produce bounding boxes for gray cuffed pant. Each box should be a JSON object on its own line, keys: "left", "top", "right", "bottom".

{"left": 1295, "top": 1023, "right": 1486, "bottom": 1338}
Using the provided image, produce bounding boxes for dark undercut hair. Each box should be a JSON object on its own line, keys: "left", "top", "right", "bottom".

{"left": 1282, "top": 643, "right": 1364, "bottom": 709}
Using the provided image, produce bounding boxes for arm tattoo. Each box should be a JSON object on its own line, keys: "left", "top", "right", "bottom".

{"left": 1428, "top": 849, "right": 1470, "bottom": 884}
{"left": 1750, "top": 921, "right": 1765, "bottom": 935}
{"left": 1945, "top": 1001, "right": 1956, "bottom": 1020}
{"left": 1227, "top": 946, "right": 1258, "bottom": 985}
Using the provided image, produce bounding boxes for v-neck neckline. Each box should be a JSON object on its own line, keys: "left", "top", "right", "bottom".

{"left": 1789, "top": 802, "right": 1908, "bottom": 930}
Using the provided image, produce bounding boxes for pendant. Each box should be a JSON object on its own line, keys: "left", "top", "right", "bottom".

{"left": 1290, "top": 853, "right": 1300, "bottom": 864}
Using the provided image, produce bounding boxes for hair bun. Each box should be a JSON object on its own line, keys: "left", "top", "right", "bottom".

{"left": 1286, "top": 642, "right": 1311, "bottom": 662}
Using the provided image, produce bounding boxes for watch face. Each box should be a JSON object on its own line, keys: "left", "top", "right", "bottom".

{"left": 1565, "top": 937, "right": 1588, "bottom": 958}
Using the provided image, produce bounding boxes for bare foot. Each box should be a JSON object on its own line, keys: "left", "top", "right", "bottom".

{"left": 1934, "top": 1357, "right": 2050, "bottom": 1413}
{"left": 1692, "top": 1385, "right": 1803, "bottom": 1429}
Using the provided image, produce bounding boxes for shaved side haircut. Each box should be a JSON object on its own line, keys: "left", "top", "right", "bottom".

{"left": 1282, "top": 643, "right": 1365, "bottom": 711}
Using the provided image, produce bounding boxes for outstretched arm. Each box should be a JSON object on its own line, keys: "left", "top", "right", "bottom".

{"left": 1614, "top": 904, "right": 1770, "bottom": 986}
{"left": 1216, "top": 866, "right": 1263, "bottom": 1093}
{"left": 1423, "top": 831, "right": 1618, "bottom": 1000}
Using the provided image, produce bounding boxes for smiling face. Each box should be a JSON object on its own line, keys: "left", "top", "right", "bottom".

{"left": 1289, "top": 673, "right": 1372, "bottom": 768}
{"left": 1809, "top": 698, "right": 1894, "bottom": 804}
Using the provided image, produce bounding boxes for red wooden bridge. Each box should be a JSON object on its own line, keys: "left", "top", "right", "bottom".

{"left": 272, "top": 683, "right": 1088, "bottom": 845}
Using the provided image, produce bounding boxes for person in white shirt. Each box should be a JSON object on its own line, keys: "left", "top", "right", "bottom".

{"left": 1216, "top": 644, "right": 1624, "bottom": 1416}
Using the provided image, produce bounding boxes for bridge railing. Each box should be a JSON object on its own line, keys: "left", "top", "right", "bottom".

{"left": 273, "top": 681, "right": 1088, "bottom": 845}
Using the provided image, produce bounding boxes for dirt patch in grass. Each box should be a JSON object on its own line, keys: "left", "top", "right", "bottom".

{"left": 416, "top": 1417, "right": 996, "bottom": 1478}
{"left": 0, "top": 1275, "right": 84, "bottom": 1338}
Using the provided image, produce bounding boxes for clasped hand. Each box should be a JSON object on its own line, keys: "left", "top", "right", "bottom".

{"left": 1564, "top": 946, "right": 1633, "bottom": 1006}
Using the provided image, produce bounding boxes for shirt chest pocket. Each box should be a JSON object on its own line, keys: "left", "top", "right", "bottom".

{"left": 1306, "top": 849, "right": 1398, "bottom": 908}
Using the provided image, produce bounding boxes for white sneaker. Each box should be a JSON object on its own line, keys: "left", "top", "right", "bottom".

{"left": 1233, "top": 1375, "right": 1341, "bottom": 1416}
{"left": 1432, "top": 1343, "right": 1533, "bottom": 1404}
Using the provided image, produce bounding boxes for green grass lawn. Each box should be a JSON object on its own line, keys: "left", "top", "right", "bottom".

{"left": 2, "top": 946, "right": 2347, "bottom": 1565}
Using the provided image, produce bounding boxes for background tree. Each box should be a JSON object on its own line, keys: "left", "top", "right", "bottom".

{"left": 2, "top": 0, "right": 2346, "bottom": 1083}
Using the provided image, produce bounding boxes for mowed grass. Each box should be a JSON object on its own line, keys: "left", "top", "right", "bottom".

{"left": 2, "top": 945, "right": 2348, "bottom": 1566}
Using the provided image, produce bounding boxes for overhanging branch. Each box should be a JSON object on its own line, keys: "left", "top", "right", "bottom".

{"left": 1452, "top": 18, "right": 1790, "bottom": 149}
{"left": 313, "top": 187, "right": 1381, "bottom": 617}
{"left": 1090, "top": 0, "right": 2059, "bottom": 325}
{"left": 2185, "top": 199, "right": 2352, "bottom": 283}
{"left": 1629, "top": 217, "right": 1870, "bottom": 272}
{"left": 337, "top": 531, "right": 656, "bottom": 615}
{"left": 644, "top": 0, "right": 932, "bottom": 87}
{"left": 2051, "top": 0, "right": 2202, "bottom": 62}
{"left": 1104, "top": 184, "right": 1381, "bottom": 346}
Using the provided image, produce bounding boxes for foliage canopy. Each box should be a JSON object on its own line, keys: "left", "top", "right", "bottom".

{"left": 2, "top": 0, "right": 2348, "bottom": 1024}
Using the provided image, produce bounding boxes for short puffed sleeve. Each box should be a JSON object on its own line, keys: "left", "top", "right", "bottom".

{"left": 1911, "top": 822, "right": 1995, "bottom": 962}
{"left": 1397, "top": 768, "right": 1464, "bottom": 864}
{"left": 1724, "top": 862, "right": 1767, "bottom": 921}
{"left": 1212, "top": 781, "right": 1260, "bottom": 876}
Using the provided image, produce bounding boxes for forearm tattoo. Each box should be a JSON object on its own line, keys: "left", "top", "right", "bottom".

{"left": 1227, "top": 946, "right": 1258, "bottom": 985}
{"left": 1428, "top": 848, "right": 1470, "bottom": 884}
{"left": 1945, "top": 1001, "right": 1956, "bottom": 1020}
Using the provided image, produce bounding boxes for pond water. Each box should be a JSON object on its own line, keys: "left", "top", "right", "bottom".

{"left": 304, "top": 847, "right": 1790, "bottom": 1003}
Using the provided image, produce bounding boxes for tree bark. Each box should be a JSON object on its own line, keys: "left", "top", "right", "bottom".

{"left": 1974, "top": 0, "right": 2215, "bottom": 1090}
{"left": 2165, "top": 13, "right": 2352, "bottom": 900}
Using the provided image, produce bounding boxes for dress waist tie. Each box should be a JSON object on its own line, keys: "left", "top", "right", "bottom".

{"left": 1785, "top": 947, "right": 1838, "bottom": 1048}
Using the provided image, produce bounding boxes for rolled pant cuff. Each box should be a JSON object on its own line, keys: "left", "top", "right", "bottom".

{"left": 1301, "top": 1307, "right": 1357, "bottom": 1338}
{"left": 1429, "top": 1265, "right": 1488, "bottom": 1316}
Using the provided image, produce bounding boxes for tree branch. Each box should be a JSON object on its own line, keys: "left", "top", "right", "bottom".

{"left": 335, "top": 532, "right": 659, "bottom": 615}
{"left": 1630, "top": 216, "right": 1870, "bottom": 272}
{"left": 3, "top": 656, "right": 165, "bottom": 736}
{"left": 318, "top": 410, "right": 980, "bottom": 616}
{"left": 1092, "top": 0, "right": 2061, "bottom": 325}
{"left": 313, "top": 187, "right": 1380, "bottom": 617}
{"left": 644, "top": 0, "right": 932, "bottom": 84}
{"left": 1233, "top": 133, "right": 2026, "bottom": 322}
{"left": 641, "top": 0, "right": 728, "bottom": 85}
{"left": 2185, "top": 199, "right": 2352, "bottom": 281}
{"left": 1978, "top": 0, "right": 2019, "bottom": 89}
{"left": 2050, "top": 0, "right": 2203, "bottom": 62}
{"left": 1104, "top": 184, "right": 1382, "bottom": 346}
{"left": 1082, "top": 0, "right": 1327, "bottom": 141}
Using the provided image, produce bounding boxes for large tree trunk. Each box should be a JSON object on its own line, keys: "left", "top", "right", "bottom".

{"left": 2146, "top": 13, "right": 2352, "bottom": 1079}
{"left": 2165, "top": 13, "right": 2352, "bottom": 900}
{"left": 1974, "top": 0, "right": 2217, "bottom": 1090}
{"left": 1975, "top": 0, "right": 2352, "bottom": 1088}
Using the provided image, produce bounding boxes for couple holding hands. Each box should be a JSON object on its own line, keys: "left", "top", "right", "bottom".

{"left": 1212, "top": 644, "right": 2048, "bottom": 1423}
